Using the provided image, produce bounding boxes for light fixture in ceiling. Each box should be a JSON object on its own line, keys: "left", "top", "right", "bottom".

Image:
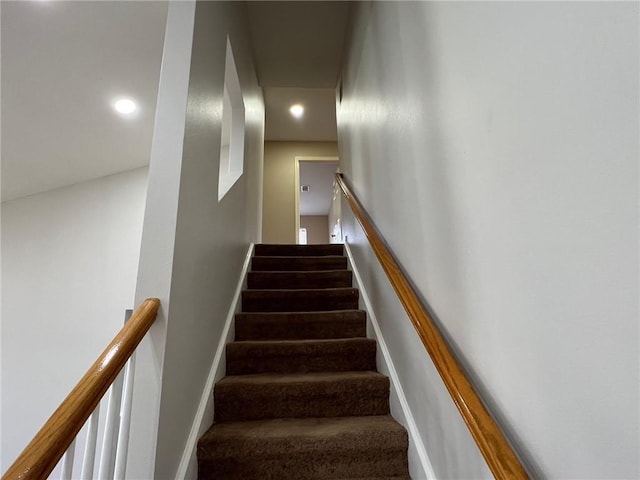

{"left": 289, "top": 104, "right": 304, "bottom": 119}
{"left": 113, "top": 98, "right": 138, "bottom": 116}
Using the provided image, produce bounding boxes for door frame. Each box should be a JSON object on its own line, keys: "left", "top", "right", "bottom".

{"left": 294, "top": 156, "right": 339, "bottom": 244}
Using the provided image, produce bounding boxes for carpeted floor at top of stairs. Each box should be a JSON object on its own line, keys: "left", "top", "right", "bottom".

{"left": 197, "top": 243, "right": 410, "bottom": 480}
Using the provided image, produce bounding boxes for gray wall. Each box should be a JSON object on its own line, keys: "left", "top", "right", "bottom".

{"left": 338, "top": 2, "right": 639, "bottom": 478}
{"left": 128, "top": 2, "right": 264, "bottom": 478}
{"left": 1, "top": 168, "right": 148, "bottom": 473}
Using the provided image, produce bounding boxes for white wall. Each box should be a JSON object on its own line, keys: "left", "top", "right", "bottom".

{"left": 0, "top": 167, "right": 148, "bottom": 471}
{"left": 338, "top": 2, "right": 639, "bottom": 479}
{"left": 128, "top": 1, "right": 265, "bottom": 478}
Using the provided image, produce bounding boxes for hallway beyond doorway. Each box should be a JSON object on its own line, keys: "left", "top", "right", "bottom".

{"left": 296, "top": 158, "right": 340, "bottom": 244}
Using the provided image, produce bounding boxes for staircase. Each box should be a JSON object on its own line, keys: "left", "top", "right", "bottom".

{"left": 197, "top": 244, "right": 410, "bottom": 479}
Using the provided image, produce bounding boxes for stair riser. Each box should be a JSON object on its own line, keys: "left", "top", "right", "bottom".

{"left": 214, "top": 378, "right": 390, "bottom": 422}
{"left": 200, "top": 242, "right": 409, "bottom": 480}
{"left": 234, "top": 314, "right": 367, "bottom": 340}
{"left": 226, "top": 342, "right": 377, "bottom": 375}
{"left": 254, "top": 244, "right": 344, "bottom": 257}
{"left": 252, "top": 256, "right": 347, "bottom": 271}
{"left": 198, "top": 450, "right": 408, "bottom": 480}
{"left": 247, "top": 271, "right": 352, "bottom": 289}
{"left": 242, "top": 289, "right": 359, "bottom": 312}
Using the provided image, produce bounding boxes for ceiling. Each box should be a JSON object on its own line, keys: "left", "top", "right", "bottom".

{"left": 247, "top": 2, "right": 349, "bottom": 88}
{"left": 1, "top": 1, "right": 168, "bottom": 202}
{"left": 264, "top": 87, "right": 337, "bottom": 142}
{"left": 249, "top": 2, "right": 348, "bottom": 142}
{"left": 1, "top": 1, "right": 349, "bottom": 202}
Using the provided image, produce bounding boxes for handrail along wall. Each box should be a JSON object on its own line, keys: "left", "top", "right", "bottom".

{"left": 2, "top": 298, "right": 161, "bottom": 480}
{"left": 335, "top": 173, "right": 528, "bottom": 480}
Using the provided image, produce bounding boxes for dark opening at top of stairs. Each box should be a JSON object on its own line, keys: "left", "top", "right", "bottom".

{"left": 197, "top": 244, "right": 410, "bottom": 480}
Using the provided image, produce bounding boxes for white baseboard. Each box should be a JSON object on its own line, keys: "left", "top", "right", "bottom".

{"left": 344, "top": 241, "right": 437, "bottom": 480}
{"left": 175, "top": 243, "right": 254, "bottom": 479}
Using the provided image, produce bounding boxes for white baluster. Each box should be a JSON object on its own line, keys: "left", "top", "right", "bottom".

{"left": 98, "top": 369, "right": 125, "bottom": 480}
{"left": 80, "top": 404, "right": 100, "bottom": 480}
{"left": 113, "top": 353, "right": 136, "bottom": 480}
{"left": 60, "top": 438, "right": 76, "bottom": 480}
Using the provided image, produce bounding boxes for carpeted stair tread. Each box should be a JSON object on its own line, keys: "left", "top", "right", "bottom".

{"left": 201, "top": 414, "right": 406, "bottom": 446}
{"left": 226, "top": 338, "right": 377, "bottom": 374}
{"left": 198, "top": 243, "right": 410, "bottom": 479}
{"left": 234, "top": 310, "right": 367, "bottom": 340}
{"left": 254, "top": 243, "right": 344, "bottom": 257}
{"left": 214, "top": 371, "right": 390, "bottom": 422}
{"left": 335, "top": 478, "right": 411, "bottom": 479}
{"left": 243, "top": 288, "right": 359, "bottom": 312}
{"left": 252, "top": 255, "right": 347, "bottom": 271}
{"left": 248, "top": 270, "right": 353, "bottom": 289}
{"left": 198, "top": 415, "right": 409, "bottom": 480}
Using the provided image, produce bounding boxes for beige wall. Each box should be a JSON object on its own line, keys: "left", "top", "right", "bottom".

{"left": 262, "top": 141, "right": 338, "bottom": 243}
{"left": 300, "top": 215, "right": 329, "bottom": 244}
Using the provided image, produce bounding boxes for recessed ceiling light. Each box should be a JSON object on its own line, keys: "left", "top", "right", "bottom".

{"left": 113, "top": 98, "right": 137, "bottom": 115}
{"left": 289, "top": 104, "right": 304, "bottom": 119}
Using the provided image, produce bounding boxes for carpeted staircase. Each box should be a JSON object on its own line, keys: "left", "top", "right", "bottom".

{"left": 197, "top": 244, "right": 410, "bottom": 479}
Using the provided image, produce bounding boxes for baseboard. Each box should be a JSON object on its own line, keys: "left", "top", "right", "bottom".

{"left": 175, "top": 243, "right": 254, "bottom": 479}
{"left": 344, "top": 241, "right": 437, "bottom": 480}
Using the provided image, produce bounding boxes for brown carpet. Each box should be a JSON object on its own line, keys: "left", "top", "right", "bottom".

{"left": 197, "top": 244, "right": 410, "bottom": 479}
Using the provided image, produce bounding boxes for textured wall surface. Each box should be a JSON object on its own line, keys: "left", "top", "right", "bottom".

{"left": 338, "top": 2, "right": 639, "bottom": 478}
{"left": 129, "top": 2, "right": 265, "bottom": 478}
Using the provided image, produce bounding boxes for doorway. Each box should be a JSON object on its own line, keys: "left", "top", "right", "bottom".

{"left": 295, "top": 157, "right": 340, "bottom": 244}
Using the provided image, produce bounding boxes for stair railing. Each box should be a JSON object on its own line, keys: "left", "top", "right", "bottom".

{"left": 335, "top": 173, "right": 528, "bottom": 480}
{"left": 2, "top": 298, "right": 161, "bottom": 480}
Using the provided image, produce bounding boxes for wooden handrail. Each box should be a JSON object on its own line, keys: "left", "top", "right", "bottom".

{"left": 2, "top": 298, "right": 161, "bottom": 480}
{"left": 336, "top": 173, "right": 528, "bottom": 480}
